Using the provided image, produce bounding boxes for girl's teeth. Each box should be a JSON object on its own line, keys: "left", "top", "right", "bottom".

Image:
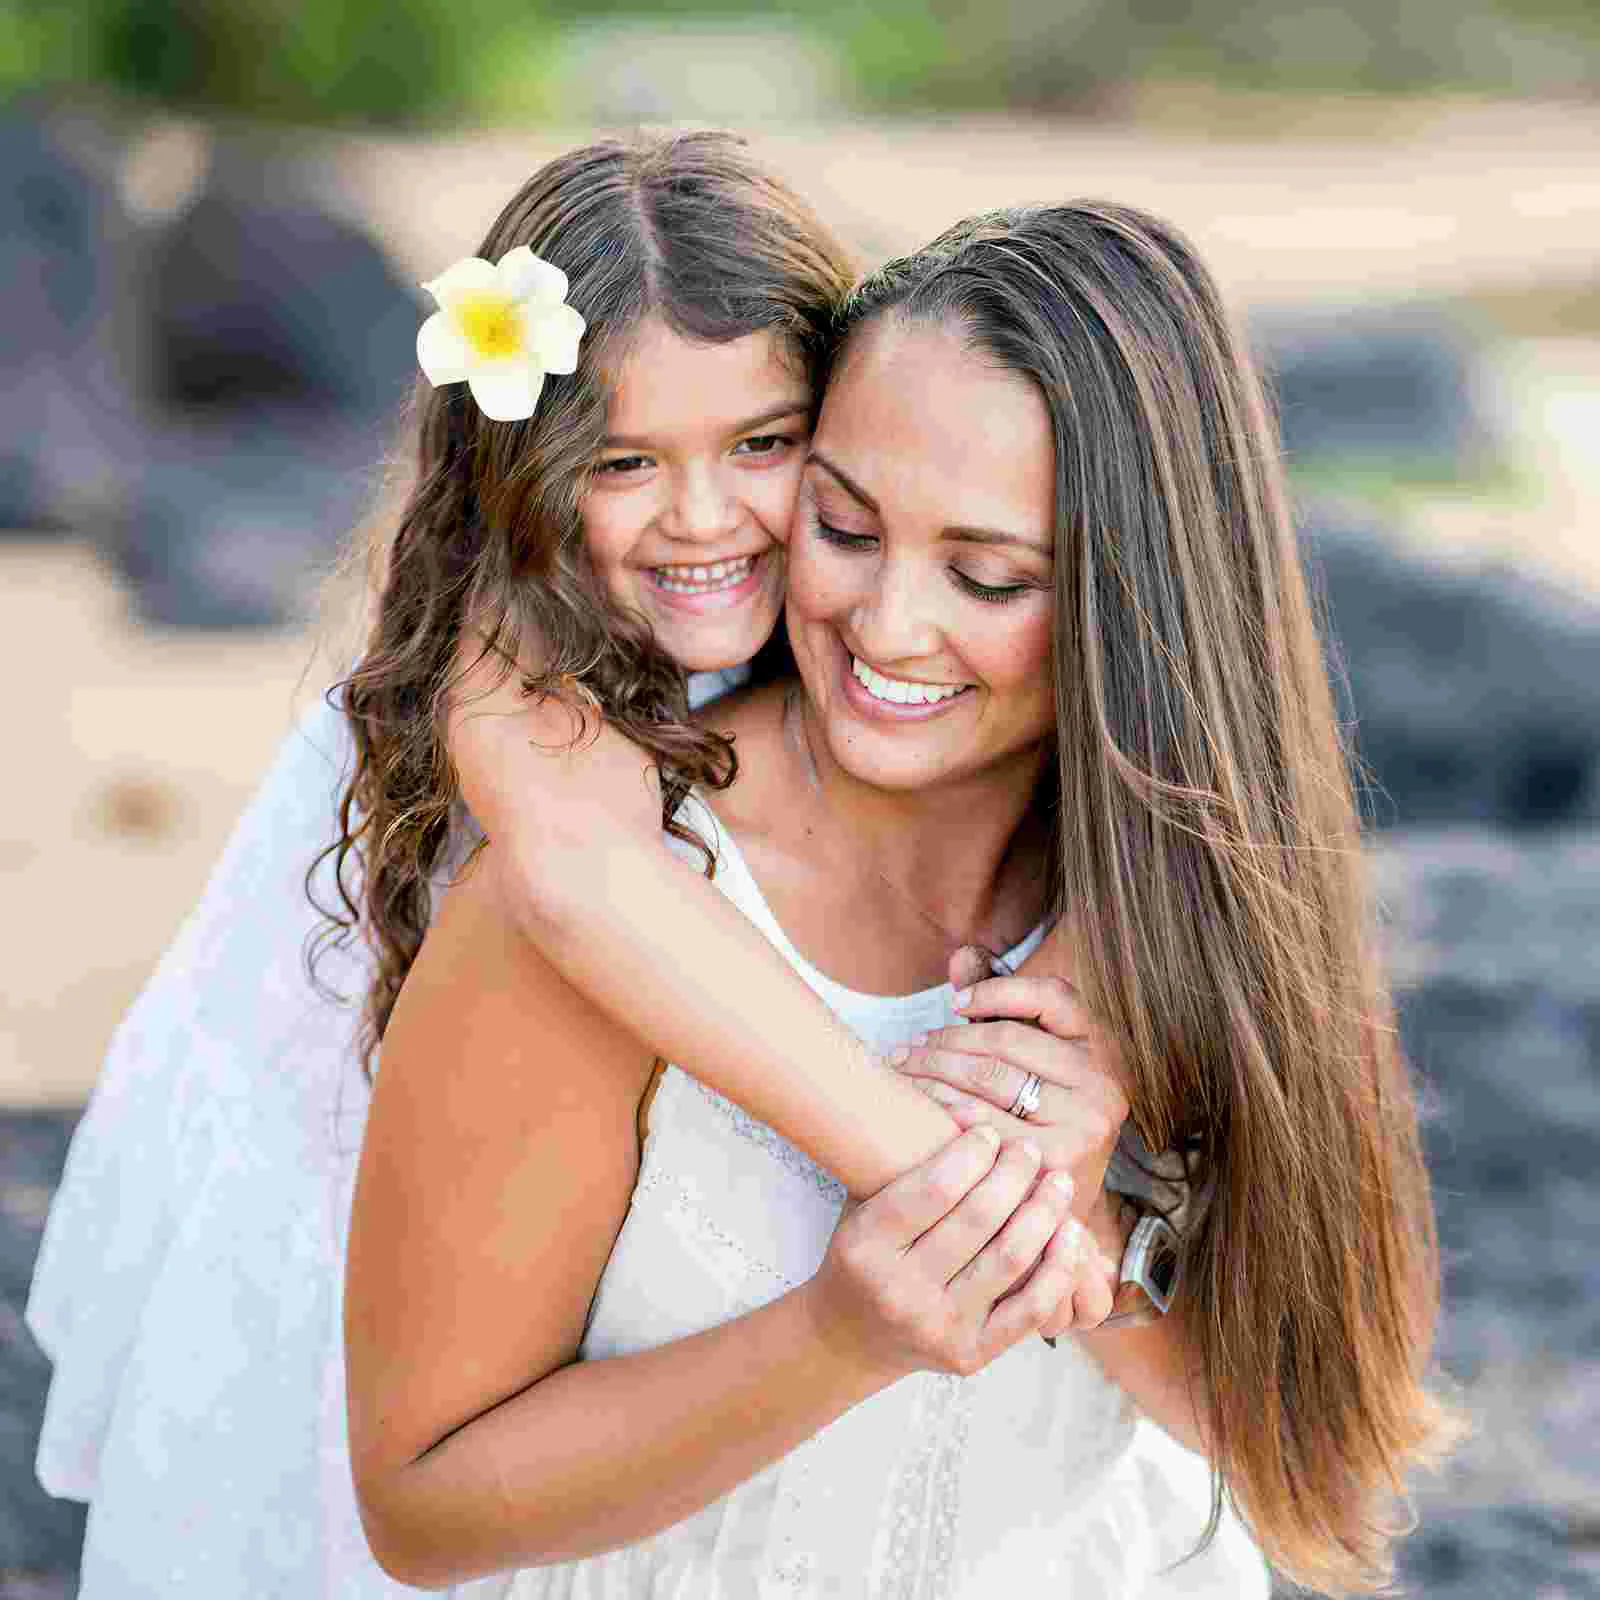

{"left": 653, "top": 555, "right": 756, "bottom": 594}
{"left": 850, "top": 655, "right": 964, "bottom": 706}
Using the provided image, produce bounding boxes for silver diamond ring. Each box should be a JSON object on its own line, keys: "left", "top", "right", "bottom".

{"left": 1007, "top": 1071, "right": 1044, "bottom": 1121}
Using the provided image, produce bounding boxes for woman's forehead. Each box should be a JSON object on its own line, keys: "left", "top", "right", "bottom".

{"left": 814, "top": 318, "right": 1054, "bottom": 541}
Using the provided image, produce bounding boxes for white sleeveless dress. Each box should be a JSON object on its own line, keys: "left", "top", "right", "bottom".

{"left": 29, "top": 678, "right": 1268, "bottom": 1598}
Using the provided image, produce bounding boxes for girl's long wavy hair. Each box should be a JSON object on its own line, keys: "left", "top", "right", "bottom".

{"left": 314, "top": 131, "right": 853, "bottom": 1066}
{"left": 835, "top": 206, "right": 1462, "bottom": 1593}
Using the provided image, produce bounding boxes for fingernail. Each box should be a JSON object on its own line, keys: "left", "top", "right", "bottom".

{"left": 887, "top": 1045, "right": 910, "bottom": 1066}
{"left": 927, "top": 1083, "right": 958, "bottom": 1105}
{"left": 910, "top": 1031, "right": 929, "bottom": 1048}
{"left": 972, "top": 1123, "right": 1000, "bottom": 1147}
{"left": 1046, "top": 1170, "right": 1075, "bottom": 1198}
{"left": 953, "top": 987, "right": 972, "bottom": 1009}
{"left": 1019, "top": 1138, "right": 1042, "bottom": 1163}
{"left": 1100, "top": 1253, "right": 1120, "bottom": 1278}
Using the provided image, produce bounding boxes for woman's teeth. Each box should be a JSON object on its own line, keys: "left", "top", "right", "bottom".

{"left": 652, "top": 555, "right": 756, "bottom": 595}
{"left": 851, "top": 655, "right": 966, "bottom": 706}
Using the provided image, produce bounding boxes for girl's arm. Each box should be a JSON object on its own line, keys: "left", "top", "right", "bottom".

{"left": 447, "top": 654, "right": 956, "bottom": 1200}
{"left": 346, "top": 848, "right": 1078, "bottom": 1586}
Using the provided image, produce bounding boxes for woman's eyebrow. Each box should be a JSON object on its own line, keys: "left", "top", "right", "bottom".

{"left": 945, "top": 526, "right": 1052, "bottom": 556}
{"left": 808, "top": 449, "right": 878, "bottom": 511}
{"left": 811, "top": 449, "right": 1049, "bottom": 554}
{"left": 603, "top": 400, "right": 810, "bottom": 450}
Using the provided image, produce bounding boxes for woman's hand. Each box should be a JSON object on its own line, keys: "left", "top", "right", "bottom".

{"left": 886, "top": 945, "right": 1131, "bottom": 1335}
{"left": 801, "top": 1126, "right": 1087, "bottom": 1383}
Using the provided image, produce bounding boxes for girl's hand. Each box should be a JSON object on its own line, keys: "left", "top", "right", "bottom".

{"left": 886, "top": 946, "right": 1131, "bottom": 1335}
{"left": 802, "top": 1127, "right": 1086, "bottom": 1383}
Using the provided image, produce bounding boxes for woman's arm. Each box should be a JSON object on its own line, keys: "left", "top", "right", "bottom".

{"left": 346, "top": 849, "right": 1079, "bottom": 1586}
{"left": 448, "top": 655, "right": 955, "bottom": 1200}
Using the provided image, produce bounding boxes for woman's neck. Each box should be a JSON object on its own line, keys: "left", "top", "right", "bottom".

{"left": 785, "top": 689, "right": 1052, "bottom": 952}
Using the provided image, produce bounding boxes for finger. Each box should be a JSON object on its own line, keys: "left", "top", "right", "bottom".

{"left": 899, "top": 1039, "right": 1090, "bottom": 1117}
{"left": 1035, "top": 1218, "right": 1099, "bottom": 1339}
{"left": 1070, "top": 1259, "right": 1119, "bottom": 1332}
{"left": 949, "top": 1166, "right": 1077, "bottom": 1308}
{"left": 855, "top": 1126, "right": 1001, "bottom": 1253}
{"left": 948, "top": 944, "right": 999, "bottom": 992}
{"left": 900, "top": 1020, "right": 1095, "bottom": 1082}
{"left": 952, "top": 974, "right": 1092, "bottom": 1039}
{"left": 907, "top": 1137, "right": 1043, "bottom": 1284}
{"left": 986, "top": 1217, "right": 1085, "bottom": 1348}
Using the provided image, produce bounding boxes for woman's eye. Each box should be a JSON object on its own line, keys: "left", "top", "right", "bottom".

{"left": 952, "top": 569, "right": 1030, "bottom": 604}
{"left": 595, "top": 454, "right": 652, "bottom": 475}
{"left": 813, "top": 518, "right": 877, "bottom": 552}
{"left": 733, "top": 433, "right": 793, "bottom": 458}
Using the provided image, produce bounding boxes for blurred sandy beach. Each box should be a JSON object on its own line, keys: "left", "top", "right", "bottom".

{"left": 5, "top": 100, "right": 1600, "bottom": 1108}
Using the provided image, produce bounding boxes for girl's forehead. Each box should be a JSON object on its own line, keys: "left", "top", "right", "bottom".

{"left": 604, "top": 316, "right": 810, "bottom": 441}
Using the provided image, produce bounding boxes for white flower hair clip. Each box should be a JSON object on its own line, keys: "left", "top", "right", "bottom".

{"left": 416, "top": 244, "right": 586, "bottom": 422}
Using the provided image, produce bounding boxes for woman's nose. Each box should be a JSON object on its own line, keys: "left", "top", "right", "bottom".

{"left": 663, "top": 463, "right": 738, "bottom": 544}
{"left": 850, "top": 556, "right": 940, "bottom": 664}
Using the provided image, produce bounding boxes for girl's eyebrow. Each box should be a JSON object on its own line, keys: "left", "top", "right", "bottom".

{"left": 602, "top": 400, "right": 810, "bottom": 451}
{"left": 809, "top": 448, "right": 1051, "bottom": 554}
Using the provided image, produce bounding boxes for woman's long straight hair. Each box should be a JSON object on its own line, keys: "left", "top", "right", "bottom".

{"left": 837, "top": 205, "right": 1462, "bottom": 1593}
{"left": 314, "top": 132, "right": 854, "bottom": 1065}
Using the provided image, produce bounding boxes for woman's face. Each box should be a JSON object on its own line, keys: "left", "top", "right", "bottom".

{"left": 579, "top": 316, "right": 808, "bottom": 674}
{"left": 786, "top": 316, "right": 1057, "bottom": 793}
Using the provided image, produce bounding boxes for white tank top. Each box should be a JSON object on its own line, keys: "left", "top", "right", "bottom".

{"left": 485, "top": 799, "right": 1268, "bottom": 1600}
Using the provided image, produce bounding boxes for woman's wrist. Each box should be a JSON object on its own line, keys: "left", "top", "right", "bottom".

{"left": 790, "top": 1272, "right": 917, "bottom": 1396}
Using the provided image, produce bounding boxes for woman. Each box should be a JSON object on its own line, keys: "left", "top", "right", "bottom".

{"left": 348, "top": 203, "right": 1457, "bottom": 1595}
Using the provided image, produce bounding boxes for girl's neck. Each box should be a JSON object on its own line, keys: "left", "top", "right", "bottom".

{"left": 785, "top": 690, "right": 1052, "bottom": 951}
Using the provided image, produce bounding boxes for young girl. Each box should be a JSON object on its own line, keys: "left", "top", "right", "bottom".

{"left": 30, "top": 131, "right": 1108, "bottom": 1596}
{"left": 345, "top": 201, "right": 1460, "bottom": 1596}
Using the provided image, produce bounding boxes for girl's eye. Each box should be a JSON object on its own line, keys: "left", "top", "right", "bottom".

{"left": 952, "top": 569, "right": 1031, "bottom": 605}
{"left": 595, "top": 454, "right": 652, "bottom": 475}
{"left": 733, "top": 433, "right": 794, "bottom": 458}
{"left": 813, "top": 517, "right": 877, "bottom": 552}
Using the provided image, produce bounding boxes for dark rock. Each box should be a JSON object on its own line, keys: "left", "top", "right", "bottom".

{"left": 1256, "top": 305, "right": 1492, "bottom": 470}
{"left": 0, "top": 114, "right": 130, "bottom": 536}
{"left": 1399, "top": 1502, "right": 1600, "bottom": 1600}
{"left": 102, "top": 414, "right": 388, "bottom": 628}
{"left": 1374, "top": 829, "right": 1600, "bottom": 1596}
{"left": 146, "top": 163, "right": 420, "bottom": 422}
{"left": 1307, "top": 512, "right": 1600, "bottom": 829}
{"left": 0, "top": 1112, "right": 85, "bottom": 1588}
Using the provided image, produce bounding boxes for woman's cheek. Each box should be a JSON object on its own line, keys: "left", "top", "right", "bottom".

{"left": 975, "top": 600, "right": 1054, "bottom": 695}
{"left": 784, "top": 536, "right": 854, "bottom": 623}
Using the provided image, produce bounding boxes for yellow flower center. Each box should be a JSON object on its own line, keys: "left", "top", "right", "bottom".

{"left": 453, "top": 292, "right": 525, "bottom": 361}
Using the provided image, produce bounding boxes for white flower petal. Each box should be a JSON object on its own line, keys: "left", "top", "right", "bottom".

{"left": 416, "top": 311, "right": 471, "bottom": 386}
{"left": 422, "top": 257, "right": 498, "bottom": 308}
{"left": 530, "top": 303, "right": 586, "bottom": 375}
{"left": 497, "top": 245, "right": 569, "bottom": 307}
{"left": 468, "top": 365, "right": 545, "bottom": 422}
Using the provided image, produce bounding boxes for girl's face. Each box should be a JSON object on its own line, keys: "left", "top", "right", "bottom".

{"left": 579, "top": 316, "right": 808, "bottom": 674}
{"left": 786, "top": 316, "right": 1058, "bottom": 793}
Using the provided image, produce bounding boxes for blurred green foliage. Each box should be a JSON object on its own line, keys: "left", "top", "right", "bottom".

{"left": 2, "top": 0, "right": 1596, "bottom": 125}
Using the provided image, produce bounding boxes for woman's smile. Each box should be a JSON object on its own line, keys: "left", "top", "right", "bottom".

{"left": 838, "top": 639, "right": 974, "bottom": 721}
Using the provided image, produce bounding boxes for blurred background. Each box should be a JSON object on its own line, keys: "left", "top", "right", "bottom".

{"left": 3, "top": 1, "right": 1599, "bottom": 1595}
